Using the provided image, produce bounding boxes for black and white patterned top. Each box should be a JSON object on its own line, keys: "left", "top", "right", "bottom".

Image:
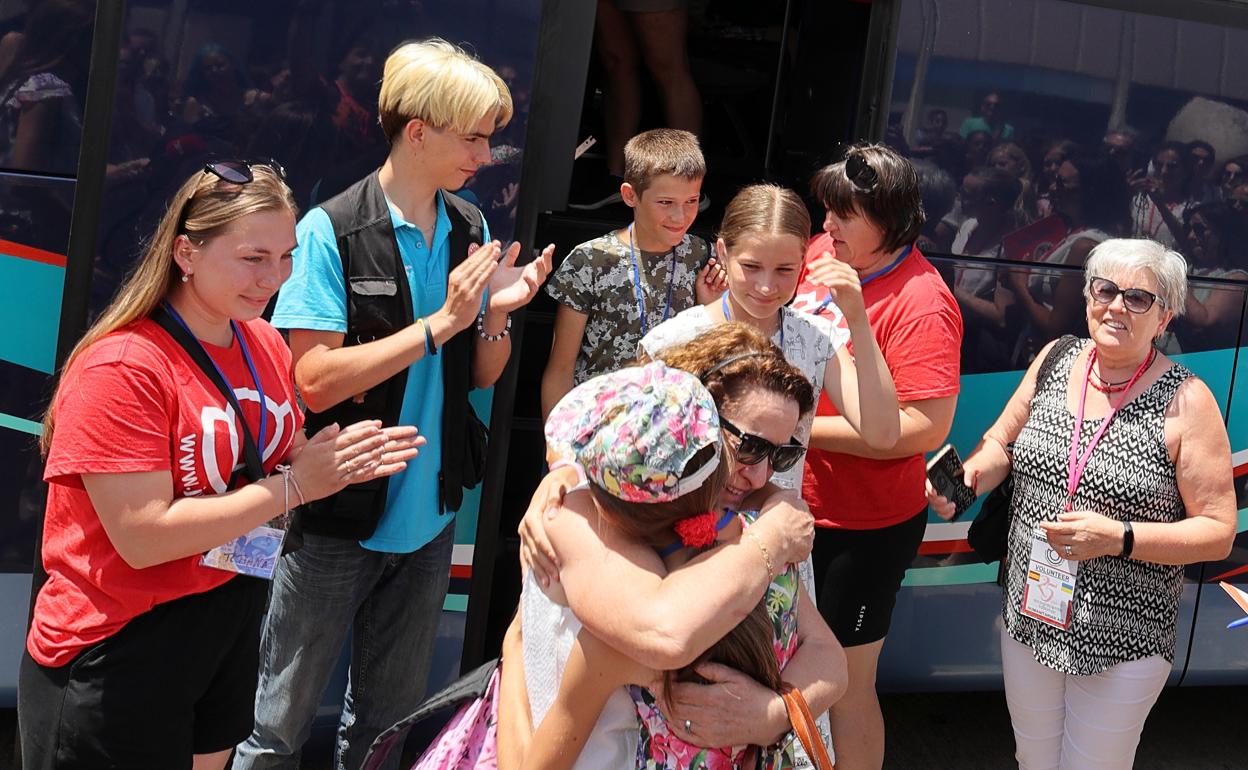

{"left": 1003, "top": 336, "right": 1193, "bottom": 675}
{"left": 545, "top": 231, "right": 709, "bottom": 385}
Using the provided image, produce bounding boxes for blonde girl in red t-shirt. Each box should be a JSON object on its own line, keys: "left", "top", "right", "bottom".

{"left": 19, "top": 164, "right": 424, "bottom": 770}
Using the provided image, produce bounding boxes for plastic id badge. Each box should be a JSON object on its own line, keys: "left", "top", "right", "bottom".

{"left": 1020, "top": 526, "right": 1077, "bottom": 630}
{"left": 201, "top": 525, "right": 287, "bottom": 580}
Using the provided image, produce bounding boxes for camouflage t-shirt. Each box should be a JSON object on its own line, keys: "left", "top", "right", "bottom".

{"left": 545, "top": 230, "right": 709, "bottom": 385}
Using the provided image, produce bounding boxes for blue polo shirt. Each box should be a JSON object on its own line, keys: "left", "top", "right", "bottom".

{"left": 273, "top": 191, "right": 488, "bottom": 553}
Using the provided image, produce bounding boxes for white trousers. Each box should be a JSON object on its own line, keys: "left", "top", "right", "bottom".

{"left": 1000, "top": 627, "right": 1170, "bottom": 770}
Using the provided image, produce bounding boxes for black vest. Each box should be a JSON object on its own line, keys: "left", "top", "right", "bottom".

{"left": 299, "top": 172, "right": 484, "bottom": 539}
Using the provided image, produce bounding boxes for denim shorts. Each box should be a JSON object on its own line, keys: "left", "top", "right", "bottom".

{"left": 18, "top": 575, "right": 268, "bottom": 769}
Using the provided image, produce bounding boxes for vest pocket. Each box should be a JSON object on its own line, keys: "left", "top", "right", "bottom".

{"left": 349, "top": 277, "right": 400, "bottom": 342}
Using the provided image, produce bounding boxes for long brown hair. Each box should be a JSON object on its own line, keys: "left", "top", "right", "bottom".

{"left": 41, "top": 166, "right": 297, "bottom": 453}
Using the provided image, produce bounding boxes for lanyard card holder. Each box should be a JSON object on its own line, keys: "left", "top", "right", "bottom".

{"left": 152, "top": 307, "right": 293, "bottom": 579}
{"left": 1020, "top": 526, "right": 1077, "bottom": 630}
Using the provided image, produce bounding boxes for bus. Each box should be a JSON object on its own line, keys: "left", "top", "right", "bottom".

{"left": 1, "top": 0, "right": 1247, "bottom": 715}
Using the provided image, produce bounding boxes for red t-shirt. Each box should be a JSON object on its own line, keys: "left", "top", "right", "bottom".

{"left": 29, "top": 317, "right": 303, "bottom": 666}
{"left": 796, "top": 235, "right": 963, "bottom": 529}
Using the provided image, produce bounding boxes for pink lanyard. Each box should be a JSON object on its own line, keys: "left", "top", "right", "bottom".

{"left": 1065, "top": 347, "right": 1153, "bottom": 511}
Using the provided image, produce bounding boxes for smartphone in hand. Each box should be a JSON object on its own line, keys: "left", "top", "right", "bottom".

{"left": 926, "top": 444, "right": 977, "bottom": 520}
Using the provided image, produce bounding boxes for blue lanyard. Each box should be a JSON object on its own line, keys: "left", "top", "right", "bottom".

{"left": 814, "top": 244, "right": 912, "bottom": 316}
{"left": 163, "top": 303, "right": 268, "bottom": 448}
{"left": 627, "top": 224, "right": 678, "bottom": 335}
{"left": 721, "top": 291, "right": 785, "bottom": 347}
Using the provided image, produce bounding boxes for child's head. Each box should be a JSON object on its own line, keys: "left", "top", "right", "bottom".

{"left": 379, "top": 38, "right": 513, "bottom": 188}
{"left": 620, "top": 129, "right": 706, "bottom": 251}
{"left": 666, "top": 598, "right": 782, "bottom": 696}
{"left": 716, "top": 184, "right": 811, "bottom": 320}
{"left": 544, "top": 362, "right": 725, "bottom": 548}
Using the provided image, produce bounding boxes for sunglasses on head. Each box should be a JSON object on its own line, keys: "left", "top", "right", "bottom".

{"left": 1089, "top": 276, "right": 1163, "bottom": 314}
{"left": 720, "top": 416, "right": 805, "bottom": 473}
{"left": 845, "top": 152, "right": 879, "bottom": 192}
{"left": 203, "top": 159, "right": 286, "bottom": 185}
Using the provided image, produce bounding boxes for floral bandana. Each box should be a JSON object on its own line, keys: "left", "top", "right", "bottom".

{"left": 545, "top": 362, "right": 721, "bottom": 503}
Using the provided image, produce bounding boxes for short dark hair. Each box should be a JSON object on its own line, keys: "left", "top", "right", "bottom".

{"left": 811, "top": 143, "right": 925, "bottom": 253}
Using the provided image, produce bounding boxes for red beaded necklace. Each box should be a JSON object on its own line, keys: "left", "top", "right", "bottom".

{"left": 1087, "top": 347, "right": 1156, "bottom": 394}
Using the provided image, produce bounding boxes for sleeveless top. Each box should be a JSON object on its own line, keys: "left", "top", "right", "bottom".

{"left": 521, "top": 572, "right": 639, "bottom": 769}
{"left": 631, "top": 513, "right": 802, "bottom": 770}
{"left": 1003, "top": 337, "right": 1193, "bottom": 675}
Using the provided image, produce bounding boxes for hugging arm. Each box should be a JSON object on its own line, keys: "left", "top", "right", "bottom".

{"left": 518, "top": 630, "right": 653, "bottom": 770}
{"left": 549, "top": 492, "right": 811, "bottom": 670}
{"left": 662, "top": 584, "right": 845, "bottom": 749}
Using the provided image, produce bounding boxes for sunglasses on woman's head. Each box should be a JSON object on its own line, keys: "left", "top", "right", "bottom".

{"left": 720, "top": 417, "right": 805, "bottom": 473}
{"left": 1089, "top": 276, "right": 1163, "bottom": 314}
{"left": 203, "top": 159, "right": 286, "bottom": 185}
{"left": 845, "top": 152, "right": 879, "bottom": 192}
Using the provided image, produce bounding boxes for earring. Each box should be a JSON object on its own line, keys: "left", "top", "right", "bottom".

{"left": 181, "top": 272, "right": 191, "bottom": 283}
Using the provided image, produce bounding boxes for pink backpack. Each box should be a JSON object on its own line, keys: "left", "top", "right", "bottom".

{"left": 363, "top": 659, "right": 500, "bottom": 770}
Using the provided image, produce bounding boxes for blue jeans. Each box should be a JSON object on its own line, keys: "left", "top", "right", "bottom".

{"left": 233, "top": 523, "right": 454, "bottom": 770}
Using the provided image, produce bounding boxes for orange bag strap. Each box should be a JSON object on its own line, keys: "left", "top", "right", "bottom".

{"left": 780, "top": 684, "right": 835, "bottom": 770}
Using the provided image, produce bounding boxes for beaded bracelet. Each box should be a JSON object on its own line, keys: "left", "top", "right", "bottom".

{"left": 476, "top": 310, "right": 512, "bottom": 342}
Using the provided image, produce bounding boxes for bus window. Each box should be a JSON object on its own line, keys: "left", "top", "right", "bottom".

{"left": 888, "top": 0, "right": 1248, "bottom": 308}
{"left": 92, "top": 0, "right": 538, "bottom": 321}
{"left": 0, "top": 0, "right": 95, "bottom": 178}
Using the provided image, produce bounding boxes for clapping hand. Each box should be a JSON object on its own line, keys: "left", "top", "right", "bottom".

{"left": 487, "top": 241, "right": 554, "bottom": 314}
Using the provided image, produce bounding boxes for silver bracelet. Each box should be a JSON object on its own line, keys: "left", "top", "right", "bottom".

{"left": 274, "top": 464, "right": 298, "bottom": 528}
{"left": 476, "top": 310, "right": 512, "bottom": 341}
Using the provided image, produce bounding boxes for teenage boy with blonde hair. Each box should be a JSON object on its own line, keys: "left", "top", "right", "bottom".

{"left": 235, "top": 39, "right": 552, "bottom": 770}
{"left": 540, "top": 128, "right": 725, "bottom": 418}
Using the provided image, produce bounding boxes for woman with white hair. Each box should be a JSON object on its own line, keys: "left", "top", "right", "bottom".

{"left": 929, "top": 238, "right": 1235, "bottom": 770}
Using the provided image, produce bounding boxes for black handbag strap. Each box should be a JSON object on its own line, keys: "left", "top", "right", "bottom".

{"left": 151, "top": 306, "right": 266, "bottom": 487}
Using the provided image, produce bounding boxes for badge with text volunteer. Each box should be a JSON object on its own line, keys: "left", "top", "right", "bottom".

{"left": 1021, "top": 528, "right": 1078, "bottom": 628}
{"left": 1023, "top": 345, "right": 1153, "bottom": 630}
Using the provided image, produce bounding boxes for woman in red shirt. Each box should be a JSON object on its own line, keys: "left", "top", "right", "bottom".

{"left": 797, "top": 144, "right": 963, "bottom": 770}
{"left": 18, "top": 162, "right": 422, "bottom": 770}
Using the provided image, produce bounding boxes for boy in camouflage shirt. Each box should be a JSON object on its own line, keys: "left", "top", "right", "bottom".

{"left": 541, "top": 128, "right": 724, "bottom": 417}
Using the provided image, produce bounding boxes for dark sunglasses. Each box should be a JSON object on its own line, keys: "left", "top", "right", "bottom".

{"left": 203, "top": 159, "right": 286, "bottom": 185}
{"left": 1184, "top": 221, "right": 1209, "bottom": 239}
{"left": 1089, "top": 276, "right": 1163, "bottom": 314}
{"left": 720, "top": 416, "right": 805, "bottom": 473}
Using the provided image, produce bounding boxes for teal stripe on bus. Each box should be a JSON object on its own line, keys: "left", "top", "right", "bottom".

{"left": 906, "top": 347, "right": 1241, "bottom": 588}
{"left": 0, "top": 253, "right": 63, "bottom": 374}
{"left": 0, "top": 411, "right": 41, "bottom": 436}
